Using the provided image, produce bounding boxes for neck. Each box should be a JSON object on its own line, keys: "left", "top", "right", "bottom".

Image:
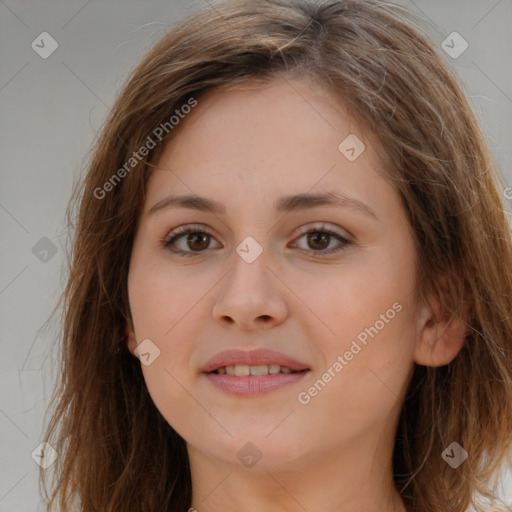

{"left": 187, "top": 433, "right": 407, "bottom": 512}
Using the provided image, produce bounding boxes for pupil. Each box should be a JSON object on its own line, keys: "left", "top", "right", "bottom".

{"left": 188, "top": 233, "right": 209, "bottom": 251}
{"left": 308, "top": 232, "right": 329, "bottom": 250}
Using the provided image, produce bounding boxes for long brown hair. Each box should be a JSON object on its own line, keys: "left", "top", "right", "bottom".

{"left": 39, "top": 0, "right": 512, "bottom": 510}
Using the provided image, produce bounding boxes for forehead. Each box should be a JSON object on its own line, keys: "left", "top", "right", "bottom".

{"left": 143, "top": 77, "right": 391, "bottom": 215}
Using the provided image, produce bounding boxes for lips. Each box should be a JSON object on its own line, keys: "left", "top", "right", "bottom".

{"left": 201, "top": 348, "right": 311, "bottom": 396}
{"left": 201, "top": 348, "right": 310, "bottom": 374}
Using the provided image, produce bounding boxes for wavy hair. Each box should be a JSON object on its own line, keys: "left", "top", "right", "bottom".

{"left": 39, "top": 0, "right": 512, "bottom": 510}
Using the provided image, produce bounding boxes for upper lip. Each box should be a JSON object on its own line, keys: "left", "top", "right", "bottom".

{"left": 201, "top": 348, "right": 310, "bottom": 373}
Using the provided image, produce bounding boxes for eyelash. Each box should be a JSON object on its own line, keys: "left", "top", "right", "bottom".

{"left": 160, "top": 223, "right": 353, "bottom": 258}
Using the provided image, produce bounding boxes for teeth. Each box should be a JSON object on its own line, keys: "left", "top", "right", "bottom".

{"left": 219, "top": 364, "right": 298, "bottom": 375}
{"left": 269, "top": 364, "right": 281, "bottom": 374}
{"left": 250, "top": 365, "right": 269, "bottom": 376}
{"left": 234, "top": 365, "right": 250, "bottom": 376}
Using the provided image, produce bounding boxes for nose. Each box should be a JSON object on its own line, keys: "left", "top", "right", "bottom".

{"left": 211, "top": 249, "right": 289, "bottom": 331}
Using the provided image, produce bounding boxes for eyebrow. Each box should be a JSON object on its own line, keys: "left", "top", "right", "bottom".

{"left": 148, "top": 191, "right": 377, "bottom": 219}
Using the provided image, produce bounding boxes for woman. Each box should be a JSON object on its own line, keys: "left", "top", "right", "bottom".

{"left": 40, "top": 0, "right": 512, "bottom": 510}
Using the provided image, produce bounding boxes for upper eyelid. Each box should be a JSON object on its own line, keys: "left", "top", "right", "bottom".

{"left": 165, "top": 222, "right": 351, "bottom": 241}
{"left": 293, "top": 222, "right": 351, "bottom": 239}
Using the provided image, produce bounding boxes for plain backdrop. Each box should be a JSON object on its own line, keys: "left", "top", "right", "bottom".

{"left": 1, "top": 0, "right": 511, "bottom": 510}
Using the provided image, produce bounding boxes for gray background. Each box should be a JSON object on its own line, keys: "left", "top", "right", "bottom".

{"left": 1, "top": 1, "right": 511, "bottom": 510}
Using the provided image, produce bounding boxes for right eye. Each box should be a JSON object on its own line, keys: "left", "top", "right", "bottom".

{"left": 161, "top": 224, "right": 221, "bottom": 257}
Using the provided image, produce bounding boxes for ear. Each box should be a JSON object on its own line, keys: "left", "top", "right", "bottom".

{"left": 413, "top": 287, "right": 469, "bottom": 367}
{"left": 125, "top": 315, "right": 138, "bottom": 357}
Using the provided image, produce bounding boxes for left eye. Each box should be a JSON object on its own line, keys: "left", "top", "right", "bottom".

{"left": 162, "top": 223, "right": 352, "bottom": 257}
{"left": 290, "top": 229, "right": 351, "bottom": 254}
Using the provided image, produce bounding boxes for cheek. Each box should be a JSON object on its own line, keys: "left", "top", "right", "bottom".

{"left": 306, "top": 253, "right": 414, "bottom": 352}
{"left": 128, "top": 252, "right": 210, "bottom": 337}
{"left": 297, "top": 308, "right": 415, "bottom": 442}
{"left": 301, "top": 252, "right": 417, "bottom": 412}
{"left": 135, "top": 324, "right": 201, "bottom": 441}
{"left": 128, "top": 256, "right": 217, "bottom": 433}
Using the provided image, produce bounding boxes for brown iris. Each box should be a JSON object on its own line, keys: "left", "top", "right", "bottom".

{"left": 186, "top": 233, "right": 210, "bottom": 251}
{"left": 307, "top": 232, "right": 330, "bottom": 250}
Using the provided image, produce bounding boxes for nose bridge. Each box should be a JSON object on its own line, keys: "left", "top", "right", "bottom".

{"left": 212, "top": 235, "right": 288, "bottom": 328}
{"left": 228, "top": 207, "right": 273, "bottom": 281}
{"left": 228, "top": 239, "right": 272, "bottom": 296}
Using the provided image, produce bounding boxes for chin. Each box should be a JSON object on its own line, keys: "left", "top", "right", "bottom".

{"left": 196, "top": 430, "right": 312, "bottom": 471}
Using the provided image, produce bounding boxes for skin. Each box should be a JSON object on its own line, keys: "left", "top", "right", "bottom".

{"left": 126, "top": 75, "right": 466, "bottom": 512}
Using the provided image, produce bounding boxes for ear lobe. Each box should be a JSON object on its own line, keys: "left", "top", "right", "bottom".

{"left": 413, "top": 299, "right": 469, "bottom": 367}
{"left": 125, "top": 317, "right": 137, "bottom": 357}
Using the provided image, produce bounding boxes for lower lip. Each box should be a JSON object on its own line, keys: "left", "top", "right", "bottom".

{"left": 203, "top": 371, "right": 310, "bottom": 396}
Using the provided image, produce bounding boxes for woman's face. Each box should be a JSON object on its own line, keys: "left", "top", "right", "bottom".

{"left": 126, "top": 77, "right": 424, "bottom": 474}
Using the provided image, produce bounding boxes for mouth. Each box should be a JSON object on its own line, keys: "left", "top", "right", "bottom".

{"left": 201, "top": 348, "right": 311, "bottom": 396}
{"left": 209, "top": 364, "right": 308, "bottom": 376}
{"left": 200, "top": 348, "right": 310, "bottom": 373}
